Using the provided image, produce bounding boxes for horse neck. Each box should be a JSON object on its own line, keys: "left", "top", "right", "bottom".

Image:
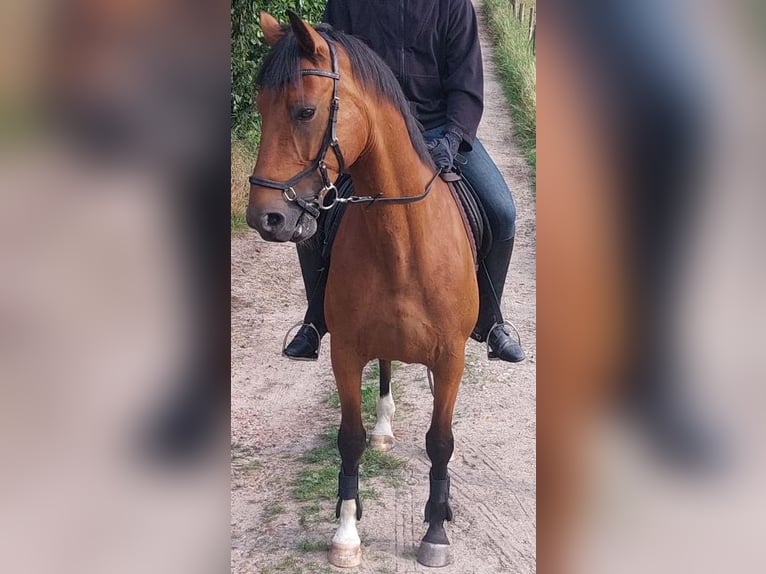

{"left": 342, "top": 104, "right": 446, "bottom": 278}
{"left": 348, "top": 104, "right": 438, "bottom": 209}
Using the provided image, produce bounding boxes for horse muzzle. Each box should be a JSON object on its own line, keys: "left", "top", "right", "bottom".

{"left": 246, "top": 204, "right": 317, "bottom": 243}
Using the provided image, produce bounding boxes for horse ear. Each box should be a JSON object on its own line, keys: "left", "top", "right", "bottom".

{"left": 287, "top": 10, "right": 322, "bottom": 58}
{"left": 260, "top": 12, "right": 284, "bottom": 47}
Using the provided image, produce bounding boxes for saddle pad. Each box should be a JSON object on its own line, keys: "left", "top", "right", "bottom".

{"left": 442, "top": 171, "right": 491, "bottom": 266}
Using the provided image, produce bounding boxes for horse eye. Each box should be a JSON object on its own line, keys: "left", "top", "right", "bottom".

{"left": 297, "top": 107, "right": 316, "bottom": 121}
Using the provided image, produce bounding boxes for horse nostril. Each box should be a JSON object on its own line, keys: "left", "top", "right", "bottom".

{"left": 267, "top": 213, "right": 283, "bottom": 228}
{"left": 245, "top": 206, "right": 287, "bottom": 236}
{"left": 262, "top": 212, "right": 285, "bottom": 232}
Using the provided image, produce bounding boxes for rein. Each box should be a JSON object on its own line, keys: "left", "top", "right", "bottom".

{"left": 325, "top": 169, "right": 441, "bottom": 208}
{"left": 249, "top": 33, "right": 439, "bottom": 218}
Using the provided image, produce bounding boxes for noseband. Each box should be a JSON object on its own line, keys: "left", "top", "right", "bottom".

{"left": 248, "top": 33, "right": 345, "bottom": 218}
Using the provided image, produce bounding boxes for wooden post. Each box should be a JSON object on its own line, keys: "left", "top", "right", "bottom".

{"left": 528, "top": 7, "right": 535, "bottom": 40}
{"left": 511, "top": 0, "right": 516, "bottom": 17}
{"left": 518, "top": 3, "right": 524, "bottom": 21}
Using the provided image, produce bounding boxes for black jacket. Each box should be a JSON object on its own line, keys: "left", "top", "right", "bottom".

{"left": 323, "top": 0, "right": 484, "bottom": 150}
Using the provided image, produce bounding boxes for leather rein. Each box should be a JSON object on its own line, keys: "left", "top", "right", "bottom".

{"left": 248, "top": 33, "right": 440, "bottom": 219}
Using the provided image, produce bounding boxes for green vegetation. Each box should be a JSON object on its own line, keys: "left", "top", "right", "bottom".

{"left": 326, "top": 380, "right": 380, "bottom": 427}
{"left": 263, "top": 500, "right": 286, "bottom": 520}
{"left": 298, "top": 501, "right": 323, "bottom": 529}
{"left": 361, "top": 447, "right": 406, "bottom": 479}
{"left": 483, "top": 0, "right": 537, "bottom": 188}
{"left": 293, "top": 415, "right": 403, "bottom": 501}
{"left": 294, "top": 464, "right": 339, "bottom": 501}
{"left": 296, "top": 538, "right": 332, "bottom": 553}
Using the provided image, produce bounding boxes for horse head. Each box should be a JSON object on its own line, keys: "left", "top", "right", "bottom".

{"left": 246, "top": 12, "right": 368, "bottom": 243}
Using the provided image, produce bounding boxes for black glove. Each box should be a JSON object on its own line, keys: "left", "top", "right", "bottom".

{"left": 426, "top": 129, "right": 462, "bottom": 172}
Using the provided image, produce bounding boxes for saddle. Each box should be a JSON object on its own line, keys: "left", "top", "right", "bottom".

{"left": 320, "top": 171, "right": 490, "bottom": 267}
{"left": 441, "top": 170, "right": 491, "bottom": 267}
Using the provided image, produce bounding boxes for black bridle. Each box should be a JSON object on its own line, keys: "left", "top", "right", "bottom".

{"left": 249, "top": 33, "right": 440, "bottom": 219}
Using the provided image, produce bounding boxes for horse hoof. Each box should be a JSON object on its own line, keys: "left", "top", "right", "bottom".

{"left": 417, "top": 541, "right": 453, "bottom": 568}
{"left": 328, "top": 542, "right": 362, "bottom": 568}
{"left": 370, "top": 433, "right": 395, "bottom": 452}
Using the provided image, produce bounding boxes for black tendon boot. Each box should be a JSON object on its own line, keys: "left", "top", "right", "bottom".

{"left": 283, "top": 242, "right": 328, "bottom": 361}
{"left": 418, "top": 473, "right": 454, "bottom": 567}
{"left": 472, "top": 237, "right": 526, "bottom": 362}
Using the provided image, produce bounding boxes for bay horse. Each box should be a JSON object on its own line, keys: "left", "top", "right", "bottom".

{"left": 247, "top": 12, "right": 478, "bottom": 568}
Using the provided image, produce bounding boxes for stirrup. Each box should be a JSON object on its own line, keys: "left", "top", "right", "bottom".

{"left": 281, "top": 321, "right": 322, "bottom": 360}
{"left": 486, "top": 320, "right": 522, "bottom": 361}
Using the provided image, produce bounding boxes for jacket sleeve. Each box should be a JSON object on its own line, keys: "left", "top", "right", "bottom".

{"left": 323, "top": 0, "right": 351, "bottom": 31}
{"left": 443, "top": 0, "right": 484, "bottom": 150}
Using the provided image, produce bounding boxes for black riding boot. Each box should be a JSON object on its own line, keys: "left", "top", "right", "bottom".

{"left": 283, "top": 242, "right": 327, "bottom": 360}
{"left": 472, "top": 237, "right": 525, "bottom": 362}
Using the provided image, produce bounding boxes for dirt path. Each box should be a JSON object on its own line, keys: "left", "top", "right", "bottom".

{"left": 231, "top": 4, "right": 536, "bottom": 572}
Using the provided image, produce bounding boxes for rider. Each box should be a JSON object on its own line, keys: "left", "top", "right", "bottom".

{"left": 284, "top": 0, "right": 525, "bottom": 363}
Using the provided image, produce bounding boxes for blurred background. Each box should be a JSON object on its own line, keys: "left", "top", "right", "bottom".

{"left": 538, "top": 0, "right": 766, "bottom": 573}
{"left": 0, "top": 1, "right": 229, "bottom": 573}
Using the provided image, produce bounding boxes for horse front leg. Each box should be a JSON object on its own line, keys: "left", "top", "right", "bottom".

{"left": 418, "top": 354, "right": 464, "bottom": 568}
{"left": 370, "top": 359, "right": 396, "bottom": 452}
{"left": 328, "top": 345, "right": 367, "bottom": 568}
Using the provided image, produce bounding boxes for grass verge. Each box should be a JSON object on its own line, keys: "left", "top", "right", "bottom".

{"left": 482, "top": 0, "right": 536, "bottom": 188}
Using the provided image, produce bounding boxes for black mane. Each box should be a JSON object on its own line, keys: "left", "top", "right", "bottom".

{"left": 257, "top": 24, "right": 435, "bottom": 169}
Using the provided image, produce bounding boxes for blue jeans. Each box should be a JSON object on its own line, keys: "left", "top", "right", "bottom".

{"left": 423, "top": 127, "right": 517, "bottom": 241}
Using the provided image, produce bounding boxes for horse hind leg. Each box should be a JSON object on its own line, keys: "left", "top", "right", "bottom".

{"left": 370, "top": 359, "right": 396, "bottom": 452}
{"left": 328, "top": 347, "right": 367, "bottom": 568}
{"left": 417, "top": 354, "right": 464, "bottom": 568}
